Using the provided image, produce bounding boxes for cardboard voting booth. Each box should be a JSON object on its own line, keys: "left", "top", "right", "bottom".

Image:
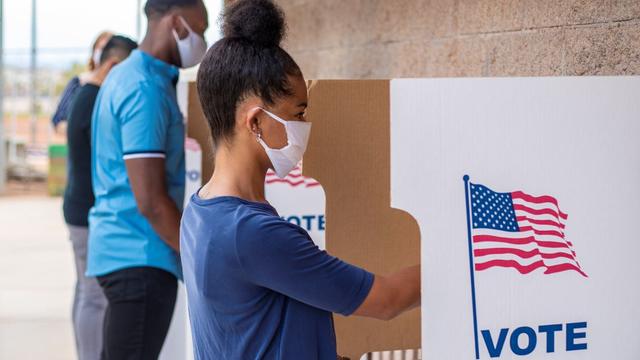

{"left": 184, "top": 77, "right": 640, "bottom": 360}
{"left": 390, "top": 77, "right": 640, "bottom": 359}
{"left": 184, "top": 80, "right": 422, "bottom": 359}
{"left": 304, "top": 80, "right": 422, "bottom": 358}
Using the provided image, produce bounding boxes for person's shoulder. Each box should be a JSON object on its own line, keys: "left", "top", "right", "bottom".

{"left": 240, "top": 206, "right": 283, "bottom": 229}
{"left": 237, "top": 204, "right": 308, "bottom": 245}
{"left": 67, "top": 76, "right": 80, "bottom": 87}
{"left": 101, "top": 72, "right": 161, "bottom": 112}
{"left": 102, "top": 55, "right": 153, "bottom": 94}
{"left": 104, "top": 73, "right": 142, "bottom": 93}
{"left": 192, "top": 198, "right": 283, "bottom": 232}
{"left": 68, "top": 84, "right": 100, "bottom": 119}
{"left": 77, "top": 83, "right": 100, "bottom": 97}
{"left": 182, "top": 197, "right": 287, "bottom": 249}
{"left": 60, "top": 76, "right": 81, "bottom": 98}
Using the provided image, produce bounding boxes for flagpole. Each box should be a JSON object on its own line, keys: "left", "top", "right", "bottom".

{"left": 463, "top": 175, "right": 480, "bottom": 359}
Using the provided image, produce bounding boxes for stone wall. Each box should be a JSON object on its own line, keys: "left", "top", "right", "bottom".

{"left": 276, "top": 0, "right": 640, "bottom": 78}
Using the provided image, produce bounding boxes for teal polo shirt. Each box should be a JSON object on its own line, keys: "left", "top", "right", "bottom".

{"left": 87, "top": 50, "right": 185, "bottom": 279}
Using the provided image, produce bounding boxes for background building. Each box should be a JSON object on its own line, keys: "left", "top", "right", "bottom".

{"left": 276, "top": 0, "right": 640, "bottom": 78}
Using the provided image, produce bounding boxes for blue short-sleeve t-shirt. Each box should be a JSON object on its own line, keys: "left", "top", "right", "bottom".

{"left": 180, "top": 194, "right": 374, "bottom": 360}
{"left": 87, "top": 50, "right": 185, "bottom": 278}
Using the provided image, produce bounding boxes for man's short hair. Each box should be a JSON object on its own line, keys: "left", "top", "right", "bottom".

{"left": 144, "top": 0, "right": 199, "bottom": 19}
{"left": 99, "top": 35, "right": 138, "bottom": 64}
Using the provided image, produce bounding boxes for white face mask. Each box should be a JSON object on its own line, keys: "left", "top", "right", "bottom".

{"left": 172, "top": 16, "right": 207, "bottom": 68}
{"left": 255, "top": 108, "right": 312, "bottom": 178}
{"left": 92, "top": 48, "right": 102, "bottom": 67}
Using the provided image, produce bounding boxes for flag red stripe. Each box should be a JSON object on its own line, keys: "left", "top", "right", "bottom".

{"left": 474, "top": 247, "right": 575, "bottom": 261}
{"left": 518, "top": 226, "right": 565, "bottom": 239}
{"left": 475, "top": 259, "right": 587, "bottom": 277}
{"left": 266, "top": 175, "right": 302, "bottom": 179}
{"left": 266, "top": 179, "right": 306, "bottom": 186}
{"left": 516, "top": 216, "right": 565, "bottom": 229}
{"left": 266, "top": 173, "right": 303, "bottom": 179}
{"left": 476, "top": 259, "right": 546, "bottom": 274}
{"left": 513, "top": 204, "right": 568, "bottom": 221}
{"left": 473, "top": 235, "right": 575, "bottom": 254}
{"left": 511, "top": 191, "right": 568, "bottom": 218}
{"left": 265, "top": 178, "right": 320, "bottom": 188}
{"left": 543, "top": 263, "right": 588, "bottom": 277}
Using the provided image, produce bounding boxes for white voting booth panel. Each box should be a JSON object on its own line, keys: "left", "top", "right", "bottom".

{"left": 159, "top": 138, "right": 201, "bottom": 360}
{"left": 391, "top": 77, "right": 640, "bottom": 359}
{"left": 264, "top": 165, "right": 326, "bottom": 249}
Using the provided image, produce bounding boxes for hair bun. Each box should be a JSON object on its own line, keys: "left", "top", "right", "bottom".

{"left": 223, "top": 0, "right": 286, "bottom": 47}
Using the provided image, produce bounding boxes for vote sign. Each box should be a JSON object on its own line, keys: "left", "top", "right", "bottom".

{"left": 391, "top": 77, "right": 640, "bottom": 359}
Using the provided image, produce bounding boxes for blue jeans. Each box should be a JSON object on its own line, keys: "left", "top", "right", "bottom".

{"left": 68, "top": 224, "right": 108, "bottom": 360}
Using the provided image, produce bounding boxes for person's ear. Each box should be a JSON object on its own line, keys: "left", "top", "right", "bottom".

{"left": 104, "top": 57, "right": 120, "bottom": 69}
{"left": 87, "top": 58, "right": 119, "bottom": 86}
{"left": 171, "top": 14, "right": 189, "bottom": 39}
{"left": 245, "top": 107, "right": 263, "bottom": 140}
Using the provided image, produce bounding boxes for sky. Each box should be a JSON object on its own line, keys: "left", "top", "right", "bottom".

{"left": 4, "top": 0, "right": 223, "bottom": 69}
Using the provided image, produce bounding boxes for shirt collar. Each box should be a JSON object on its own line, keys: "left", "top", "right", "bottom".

{"left": 135, "top": 49, "right": 180, "bottom": 83}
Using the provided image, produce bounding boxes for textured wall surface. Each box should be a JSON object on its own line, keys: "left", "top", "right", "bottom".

{"left": 276, "top": 0, "right": 640, "bottom": 78}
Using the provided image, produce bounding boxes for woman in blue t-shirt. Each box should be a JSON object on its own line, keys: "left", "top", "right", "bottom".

{"left": 180, "top": 1, "right": 421, "bottom": 359}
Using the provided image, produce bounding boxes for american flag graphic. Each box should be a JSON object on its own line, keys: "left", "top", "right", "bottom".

{"left": 265, "top": 166, "right": 320, "bottom": 188}
{"left": 468, "top": 181, "right": 587, "bottom": 277}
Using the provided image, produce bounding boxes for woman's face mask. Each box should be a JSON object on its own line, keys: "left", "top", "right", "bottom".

{"left": 92, "top": 48, "right": 103, "bottom": 67}
{"left": 255, "top": 108, "right": 312, "bottom": 178}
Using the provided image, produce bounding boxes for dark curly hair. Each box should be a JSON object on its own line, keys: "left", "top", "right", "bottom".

{"left": 196, "top": 0, "right": 302, "bottom": 149}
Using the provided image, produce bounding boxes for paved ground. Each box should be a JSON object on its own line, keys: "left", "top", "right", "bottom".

{"left": 0, "top": 196, "right": 76, "bottom": 360}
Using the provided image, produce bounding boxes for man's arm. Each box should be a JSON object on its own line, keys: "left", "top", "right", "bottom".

{"left": 126, "top": 157, "right": 181, "bottom": 251}
{"left": 352, "top": 265, "right": 420, "bottom": 321}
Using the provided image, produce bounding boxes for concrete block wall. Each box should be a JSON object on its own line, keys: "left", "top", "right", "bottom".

{"left": 276, "top": 0, "right": 640, "bottom": 78}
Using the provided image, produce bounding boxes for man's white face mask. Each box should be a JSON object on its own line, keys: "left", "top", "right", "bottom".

{"left": 172, "top": 16, "right": 207, "bottom": 68}
{"left": 255, "top": 108, "right": 312, "bottom": 178}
